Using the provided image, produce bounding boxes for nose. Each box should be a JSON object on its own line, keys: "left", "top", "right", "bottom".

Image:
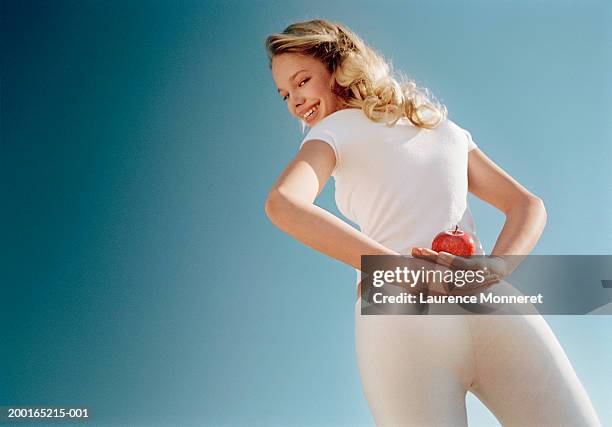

{"left": 291, "top": 93, "right": 305, "bottom": 115}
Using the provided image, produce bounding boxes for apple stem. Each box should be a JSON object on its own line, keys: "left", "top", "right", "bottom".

{"left": 454, "top": 225, "right": 459, "bottom": 234}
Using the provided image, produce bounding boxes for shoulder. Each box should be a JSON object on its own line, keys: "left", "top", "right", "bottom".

{"left": 308, "top": 108, "right": 367, "bottom": 132}
{"left": 299, "top": 109, "right": 367, "bottom": 176}
{"left": 441, "top": 116, "right": 478, "bottom": 151}
{"left": 301, "top": 108, "right": 367, "bottom": 145}
{"left": 432, "top": 116, "right": 461, "bottom": 134}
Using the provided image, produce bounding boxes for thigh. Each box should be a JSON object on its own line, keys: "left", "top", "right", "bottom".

{"left": 355, "top": 301, "right": 472, "bottom": 426}
{"left": 467, "top": 314, "right": 602, "bottom": 427}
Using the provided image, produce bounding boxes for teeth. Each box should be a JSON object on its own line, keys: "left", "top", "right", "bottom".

{"left": 303, "top": 104, "right": 318, "bottom": 119}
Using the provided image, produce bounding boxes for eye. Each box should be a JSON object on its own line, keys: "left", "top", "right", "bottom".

{"left": 280, "top": 78, "right": 309, "bottom": 102}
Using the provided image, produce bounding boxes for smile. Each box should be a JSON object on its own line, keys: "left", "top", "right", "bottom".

{"left": 302, "top": 102, "right": 320, "bottom": 121}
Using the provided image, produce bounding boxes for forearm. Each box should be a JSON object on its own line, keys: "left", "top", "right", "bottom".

{"left": 265, "top": 194, "right": 399, "bottom": 271}
{"left": 490, "top": 197, "right": 547, "bottom": 273}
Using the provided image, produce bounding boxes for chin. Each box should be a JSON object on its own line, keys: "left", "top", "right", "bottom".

{"left": 302, "top": 118, "right": 320, "bottom": 128}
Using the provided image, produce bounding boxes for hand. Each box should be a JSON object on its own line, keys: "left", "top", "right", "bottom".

{"left": 411, "top": 247, "right": 507, "bottom": 296}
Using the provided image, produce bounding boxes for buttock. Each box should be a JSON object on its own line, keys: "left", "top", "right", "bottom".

{"left": 354, "top": 297, "right": 476, "bottom": 388}
{"left": 354, "top": 298, "right": 602, "bottom": 426}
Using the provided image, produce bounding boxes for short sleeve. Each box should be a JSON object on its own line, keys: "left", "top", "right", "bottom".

{"left": 299, "top": 127, "right": 341, "bottom": 176}
{"left": 463, "top": 128, "right": 478, "bottom": 152}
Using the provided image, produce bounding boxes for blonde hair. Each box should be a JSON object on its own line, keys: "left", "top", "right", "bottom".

{"left": 265, "top": 19, "right": 447, "bottom": 129}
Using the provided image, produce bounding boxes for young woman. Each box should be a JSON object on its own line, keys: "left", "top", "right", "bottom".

{"left": 264, "top": 19, "right": 601, "bottom": 426}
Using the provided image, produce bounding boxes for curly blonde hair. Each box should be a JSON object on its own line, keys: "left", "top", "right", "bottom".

{"left": 265, "top": 19, "right": 447, "bottom": 129}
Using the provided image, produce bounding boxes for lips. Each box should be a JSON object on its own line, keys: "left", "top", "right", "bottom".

{"left": 299, "top": 102, "right": 320, "bottom": 123}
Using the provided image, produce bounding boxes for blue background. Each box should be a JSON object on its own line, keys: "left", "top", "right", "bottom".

{"left": 2, "top": 0, "right": 611, "bottom": 426}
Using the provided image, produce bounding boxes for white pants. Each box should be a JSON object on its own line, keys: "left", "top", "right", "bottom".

{"left": 354, "top": 295, "right": 602, "bottom": 426}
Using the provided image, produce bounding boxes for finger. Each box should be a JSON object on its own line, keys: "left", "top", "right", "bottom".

{"left": 485, "top": 274, "right": 501, "bottom": 288}
{"left": 428, "top": 283, "right": 453, "bottom": 296}
{"left": 450, "top": 275, "right": 500, "bottom": 296}
{"left": 440, "top": 253, "right": 480, "bottom": 271}
{"left": 437, "top": 253, "right": 493, "bottom": 281}
{"left": 468, "top": 273, "right": 500, "bottom": 290}
{"left": 411, "top": 247, "right": 438, "bottom": 263}
{"left": 411, "top": 247, "right": 436, "bottom": 257}
{"left": 436, "top": 251, "right": 456, "bottom": 269}
{"left": 419, "top": 248, "right": 438, "bottom": 256}
{"left": 449, "top": 273, "right": 497, "bottom": 292}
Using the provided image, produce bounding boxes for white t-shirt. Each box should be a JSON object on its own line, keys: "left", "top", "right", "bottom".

{"left": 299, "top": 108, "right": 485, "bottom": 284}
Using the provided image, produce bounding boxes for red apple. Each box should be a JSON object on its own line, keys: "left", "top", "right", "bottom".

{"left": 431, "top": 225, "right": 476, "bottom": 257}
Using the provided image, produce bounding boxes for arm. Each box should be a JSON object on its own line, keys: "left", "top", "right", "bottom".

{"left": 264, "top": 140, "right": 399, "bottom": 271}
{"left": 467, "top": 147, "right": 547, "bottom": 256}
{"left": 412, "top": 146, "right": 547, "bottom": 287}
{"left": 467, "top": 147, "right": 547, "bottom": 275}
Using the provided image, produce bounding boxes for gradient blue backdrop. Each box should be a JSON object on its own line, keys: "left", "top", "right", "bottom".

{"left": 2, "top": 1, "right": 611, "bottom": 426}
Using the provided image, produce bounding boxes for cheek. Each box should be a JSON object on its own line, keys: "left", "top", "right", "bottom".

{"left": 314, "top": 81, "right": 334, "bottom": 99}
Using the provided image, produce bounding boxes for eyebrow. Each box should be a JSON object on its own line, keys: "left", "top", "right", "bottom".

{"left": 277, "top": 69, "right": 308, "bottom": 94}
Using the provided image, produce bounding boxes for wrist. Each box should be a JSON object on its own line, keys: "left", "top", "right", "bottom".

{"left": 488, "top": 255, "right": 510, "bottom": 278}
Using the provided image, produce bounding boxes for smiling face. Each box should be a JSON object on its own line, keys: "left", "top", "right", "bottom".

{"left": 271, "top": 53, "right": 344, "bottom": 126}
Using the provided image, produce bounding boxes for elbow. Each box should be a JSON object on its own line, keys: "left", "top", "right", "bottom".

{"left": 531, "top": 195, "right": 545, "bottom": 209}
{"left": 265, "top": 191, "right": 312, "bottom": 227}
{"left": 521, "top": 195, "right": 547, "bottom": 227}
{"left": 264, "top": 191, "right": 288, "bottom": 224}
{"left": 527, "top": 194, "right": 546, "bottom": 212}
{"left": 532, "top": 196, "right": 547, "bottom": 226}
{"left": 505, "top": 195, "right": 547, "bottom": 222}
{"left": 264, "top": 194, "right": 278, "bottom": 221}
